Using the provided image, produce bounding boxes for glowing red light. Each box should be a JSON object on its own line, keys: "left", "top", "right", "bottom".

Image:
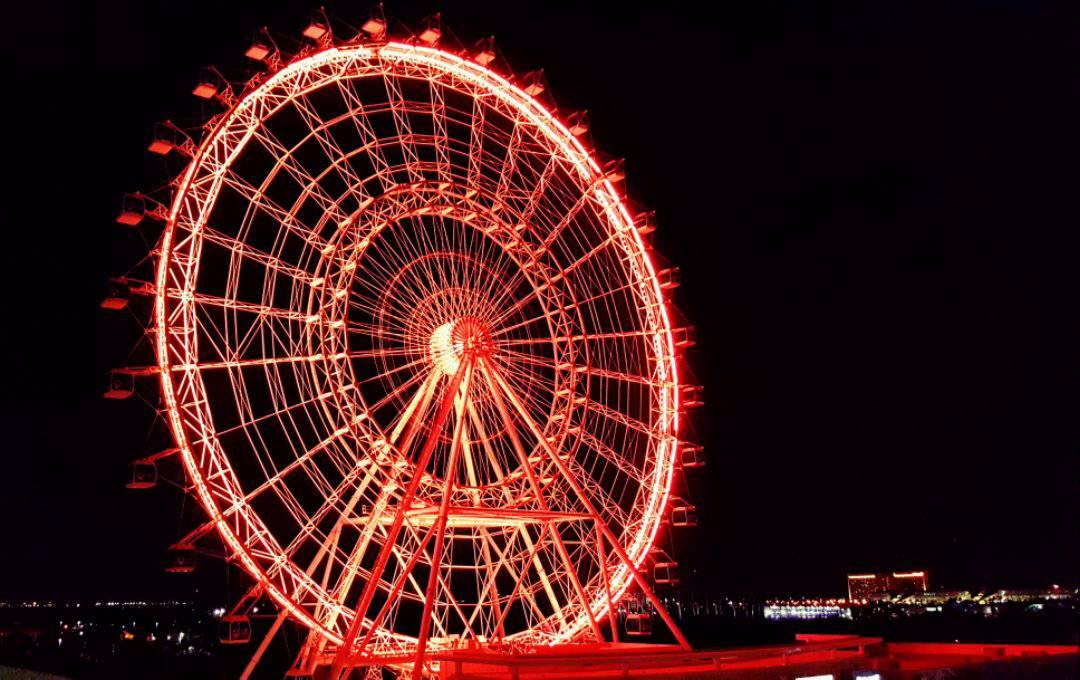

{"left": 142, "top": 38, "right": 691, "bottom": 673}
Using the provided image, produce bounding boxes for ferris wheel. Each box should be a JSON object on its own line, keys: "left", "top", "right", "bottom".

{"left": 106, "top": 9, "right": 701, "bottom": 678}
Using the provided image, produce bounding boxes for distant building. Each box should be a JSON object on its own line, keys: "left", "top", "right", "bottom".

{"left": 848, "top": 571, "right": 929, "bottom": 600}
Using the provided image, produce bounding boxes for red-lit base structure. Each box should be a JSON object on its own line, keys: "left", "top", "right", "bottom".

{"left": 298, "top": 635, "right": 1077, "bottom": 679}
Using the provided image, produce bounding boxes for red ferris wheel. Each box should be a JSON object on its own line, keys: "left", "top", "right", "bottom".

{"left": 107, "top": 9, "right": 702, "bottom": 678}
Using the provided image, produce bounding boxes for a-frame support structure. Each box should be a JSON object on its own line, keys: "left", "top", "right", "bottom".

{"left": 237, "top": 339, "right": 689, "bottom": 679}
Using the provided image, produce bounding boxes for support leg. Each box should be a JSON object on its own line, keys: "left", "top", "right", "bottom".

{"left": 479, "top": 359, "right": 604, "bottom": 643}
{"left": 484, "top": 360, "right": 691, "bottom": 651}
{"left": 330, "top": 359, "right": 470, "bottom": 677}
{"left": 413, "top": 362, "right": 473, "bottom": 676}
{"left": 596, "top": 521, "right": 619, "bottom": 644}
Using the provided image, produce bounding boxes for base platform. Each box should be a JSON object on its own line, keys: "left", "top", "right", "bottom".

{"left": 309, "top": 635, "right": 1079, "bottom": 679}
{"left": 424, "top": 635, "right": 1078, "bottom": 679}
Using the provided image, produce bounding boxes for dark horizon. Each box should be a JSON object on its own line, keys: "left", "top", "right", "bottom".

{"left": 3, "top": 0, "right": 1077, "bottom": 603}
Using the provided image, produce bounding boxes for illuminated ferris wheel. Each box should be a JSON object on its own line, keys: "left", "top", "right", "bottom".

{"left": 106, "top": 9, "right": 701, "bottom": 678}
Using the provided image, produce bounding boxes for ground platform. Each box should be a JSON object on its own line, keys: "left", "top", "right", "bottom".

{"left": 415, "top": 635, "right": 1079, "bottom": 679}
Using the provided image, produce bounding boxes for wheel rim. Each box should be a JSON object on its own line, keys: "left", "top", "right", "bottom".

{"left": 154, "top": 42, "right": 681, "bottom": 654}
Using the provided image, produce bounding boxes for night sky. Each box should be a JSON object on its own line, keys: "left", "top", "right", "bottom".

{"left": 3, "top": 1, "right": 1077, "bottom": 602}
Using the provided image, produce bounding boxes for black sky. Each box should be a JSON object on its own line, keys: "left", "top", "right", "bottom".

{"left": 3, "top": 1, "right": 1077, "bottom": 601}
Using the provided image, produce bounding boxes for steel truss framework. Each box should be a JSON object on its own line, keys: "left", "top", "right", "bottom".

{"left": 149, "top": 39, "right": 689, "bottom": 677}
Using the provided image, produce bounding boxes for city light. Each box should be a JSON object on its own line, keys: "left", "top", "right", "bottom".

{"left": 764, "top": 604, "right": 853, "bottom": 621}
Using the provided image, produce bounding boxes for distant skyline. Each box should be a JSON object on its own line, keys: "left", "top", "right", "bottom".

{"left": 3, "top": 0, "right": 1077, "bottom": 601}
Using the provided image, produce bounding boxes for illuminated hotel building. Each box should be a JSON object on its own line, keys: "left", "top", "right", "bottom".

{"left": 847, "top": 571, "right": 929, "bottom": 600}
